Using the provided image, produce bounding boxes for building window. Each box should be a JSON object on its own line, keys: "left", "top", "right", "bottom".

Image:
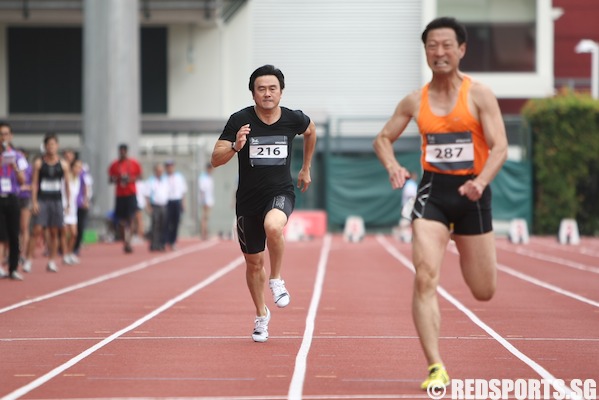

{"left": 438, "top": 0, "right": 536, "bottom": 72}
{"left": 8, "top": 27, "right": 82, "bottom": 113}
{"left": 8, "top": 26, "right": 167, "bottom": 114}
{"left": 141, "top": 27, "right": 168, "bottom": 114}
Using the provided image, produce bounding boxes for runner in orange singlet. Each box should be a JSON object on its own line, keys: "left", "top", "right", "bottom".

{"left": 373, "top": 17, "right": 508, "bottom": 390}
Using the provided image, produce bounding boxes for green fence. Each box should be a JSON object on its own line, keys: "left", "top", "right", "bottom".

{"left": 291, "top": 141, "right": 533, "bottom": 232}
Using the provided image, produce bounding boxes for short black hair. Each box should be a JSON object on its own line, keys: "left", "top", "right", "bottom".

{"left": 248, "top": 64, "right": 285, "bottom": 93}
{"left": 421, "top": 17, "right": 467, "bottom": 45}
{"left": 44, "top": 132, "right": 58, "bottom": 145}
{"left": 0, "top": 121, "right": 12, "bottom": 131}
{"left": 119, "top": 143, "right": 128, "bottom": 150}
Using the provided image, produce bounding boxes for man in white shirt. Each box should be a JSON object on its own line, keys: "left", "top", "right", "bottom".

{"left": 164, "top": 160, "right": 187, "bottom": 250}
{"left": 198, "top": 163, "right": 215, "bottom": 240}
{"left": 144, "top": 163, "right": 169, "bottom": 251}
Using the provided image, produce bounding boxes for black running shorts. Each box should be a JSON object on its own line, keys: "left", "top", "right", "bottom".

{"left": 236, "top": 194, "right": 295, "bottom": 254}
{"left": 115, "top": 194, "right": 138, "bottom": 222}
{"left": 412, "top": 171, "right": 493, "bottom": 235}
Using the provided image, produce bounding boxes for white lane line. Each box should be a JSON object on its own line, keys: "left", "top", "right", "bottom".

{"left": 4, "top": 335, "right": 599, "bottom": 342}
{"left": 288, "top": 234, "right": 332, "bottom": 400}
{"left": 497, "top": 264, "right": 599, "bottom": 308}
{"left": 0, "top": 240, "right": 218, "bottom": 315}
{"left": 43, "top": 395, "right": 431, "bottom": 400}
{"left": 448, "top": 245, "right": 599, "bottom": 308}
{"left": 1, "top": 255, "right": 244, "bottom": 400}
{"left": 533, "top": 239, "right": 599, "bottom": 257}
{"left": 376, "top": 235, "right": 582, "bottom": 400}
{"left": 495, "top": 242, "right": 599, "bottom": 274}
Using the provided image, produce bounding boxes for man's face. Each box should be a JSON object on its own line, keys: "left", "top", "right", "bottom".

{"left": 45, "top": 138, "right": 59, "bottom": 156}
{"left": 119, "top": 147, "right": 128, "bottom": 160}
{"left": 252, "top": 75, "right": 282, "bottom": 111}
{"left": 0, "top": 125, "right": 13, "bottom": 146}
{"left": 424, "top": 28, "right": 465, "bottom": 75}
{"left": 72, "top": 160, "right": 83, "bottom": 175}
{"left": 63, "top": 150, "right": 75, "bottom": 163}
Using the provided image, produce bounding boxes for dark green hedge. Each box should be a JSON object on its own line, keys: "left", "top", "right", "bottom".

{"left": 522, "top": 90, "right": 599, "bottom": 235}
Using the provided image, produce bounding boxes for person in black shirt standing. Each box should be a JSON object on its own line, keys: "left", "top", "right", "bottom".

{"left": 211, "top": 65, "right": 317, "bottom": 343}
{"left": 26, "top": 133, "right": 71, "bottom": 273}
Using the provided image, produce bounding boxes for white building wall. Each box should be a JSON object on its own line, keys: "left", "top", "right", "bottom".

{"left": 168, "top": 25, "right": 224, "bottom": 118}
{"left": 221, "top": 3, "right": 254, "bottom": 115}
{"left": 166, "top": 2, "right": 254, "bottom": 119}
{"left": 247, "top": 0, "right": 423, "bottom": 136}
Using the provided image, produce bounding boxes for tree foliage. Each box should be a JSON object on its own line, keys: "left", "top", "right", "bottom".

{"left": 522, "top": 89, "right": 599, "bottom": 235}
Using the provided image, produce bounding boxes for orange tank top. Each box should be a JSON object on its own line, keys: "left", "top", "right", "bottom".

{"left": 416, "top": 76, "right": 489, "bottom": 176}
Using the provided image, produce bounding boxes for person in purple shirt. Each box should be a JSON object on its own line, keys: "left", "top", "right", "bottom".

{"left": 0, "top": 122, "right": 27, "bottom": 280}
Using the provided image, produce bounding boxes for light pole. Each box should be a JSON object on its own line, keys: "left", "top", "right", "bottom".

{"left": 575, "top": 39, "right": 599, "bottom": 99}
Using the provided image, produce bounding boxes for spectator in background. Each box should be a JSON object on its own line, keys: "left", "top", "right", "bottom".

{"left": 108, "top": 144, "right": 142, "bottom": 253}
{"left": 164, "top": 160, "right": 187, "bottom": 250}
{"left": 402, "top": 170, "right": 419, "bottom": 212}
{"left": 62, "top": 158, "right": 83, "bottom": 265}
{"left": 134, "top": 177, "right": 147, "bottom": 244}
{"left": 144, "top": 163, "right": 169, "bottom": 251}
{"left": 17, "top": 148, "right": 33, "bottom": 267}
{"left": 62, "top": 148, "right": 92, "bottom": 256}
{"left": 73, "top": 156, "right": 93, "bottom": 256}
{"left": 397, "top": 170, "right": 419, "bottom": 243}
{"left": 198, "top": 162, "right": 215, "bottom": 240}
{"left": 26, "top": 133, "right": 71, "bottom": 273}
{"left": 0, "top": 124, "right": 27, "bottom": 280}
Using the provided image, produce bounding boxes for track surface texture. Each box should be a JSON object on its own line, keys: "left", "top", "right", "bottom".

{"left": 1, "top": 235, "right": 598, "bottom": 399}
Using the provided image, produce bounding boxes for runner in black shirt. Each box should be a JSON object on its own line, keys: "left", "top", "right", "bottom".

{"left": 211, "top": 65, "right": 317, "bottom": 342}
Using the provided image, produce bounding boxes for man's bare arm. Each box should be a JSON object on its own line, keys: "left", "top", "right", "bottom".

{"left": 373, "top": 92, "right": 417, "bottom": 189}
{"left": 458, "top": 82, "right": 508, "bottom": 200}
{"left": 297, "top": 120, "right": 317, "bottom": 192}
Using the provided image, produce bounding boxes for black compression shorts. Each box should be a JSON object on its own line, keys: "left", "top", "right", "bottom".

{"left": 236, "top": 194, "right": 295, "bottom": 254}
{"left": 412, "top": 171, "right": 493, "bottom": 235}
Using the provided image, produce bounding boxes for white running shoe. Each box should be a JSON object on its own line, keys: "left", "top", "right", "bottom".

{"left": 0, "top": 266, "right": 7, "bottom": 278}
{"left": 47, "top": 261, "right": 58, "bottom": 273}
{"left": 22, "top": 259, "right": 32, "bottom": 273}
{"left": 9, "top": 271, "right": 24, "bottom": 281}
{"left": 63, "top": 255, "right": 75, "bottom": 265}
{"left": 269, "top": 279, "right": 290, "bottom": 308}
{"left": 70, "top": 253, "right": 80, "bottom": 264}
{"left": 252, "top": 306, "right": 271, "bottom": 343}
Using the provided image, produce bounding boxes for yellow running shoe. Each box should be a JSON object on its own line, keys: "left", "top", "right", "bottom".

{"left": 420, "top": 363, "right": 450, "bottom": 390}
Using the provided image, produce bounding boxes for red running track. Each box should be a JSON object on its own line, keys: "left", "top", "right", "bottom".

{"left": 1, "top": 235, "right": 598, "bottom": 399}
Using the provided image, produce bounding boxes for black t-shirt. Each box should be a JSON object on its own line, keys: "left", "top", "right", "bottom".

{"left": 219, "top": 106, "right": 311, "bottom": 216}
{"left": 38, "top": 159, "right": 64, "bottom": 200}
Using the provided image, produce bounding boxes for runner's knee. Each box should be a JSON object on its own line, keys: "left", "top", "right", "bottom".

{"left": 244, "top": 254, "right": 264, "bottom": 273}
{"left": 413, "top": 267, "right": 440, "bottom": 296}
{"left": 263, "top": 220, "right": 284, "bottom": 239}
